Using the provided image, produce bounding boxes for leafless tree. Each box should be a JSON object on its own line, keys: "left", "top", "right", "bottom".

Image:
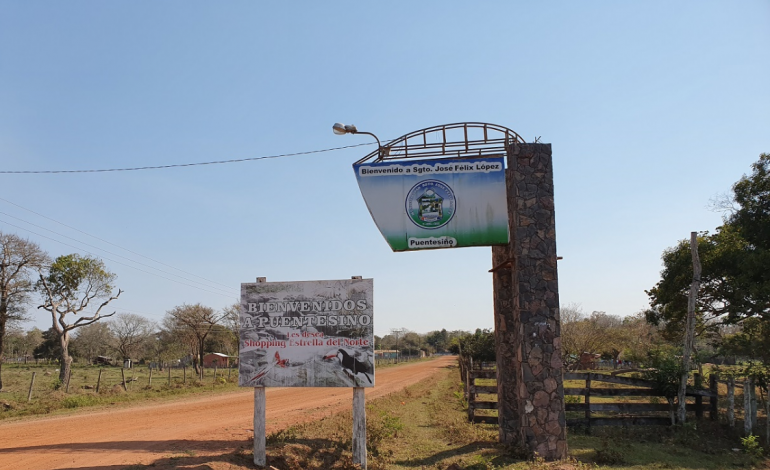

{"left": 109, "top": 313, "right": 154, "bottom": 362}
{"left": 147, "top": 326, "right": 185, "bottom": 371}
{"left": 217, "top": 302, "right": 240, "bottom": 356}
{"left": 165, "top": 303, "right": 221, "bottom": 374}
{"left": 37, "top": 254, "right": 121, "bottom": 383}
{"left": 0, "top": 232, "right": 49, "bottom": 389}
{"left": 71, "top": 322, "right": 114, "bottom": 363}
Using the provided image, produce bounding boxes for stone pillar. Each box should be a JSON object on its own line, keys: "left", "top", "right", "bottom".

{"left": 493, "top": 142, "right": 566, "bottom": 460}
{"left": 492, "top": 213, "right": 520, "bottom": 444}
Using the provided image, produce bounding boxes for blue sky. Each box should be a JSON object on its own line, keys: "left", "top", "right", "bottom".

{"left": 1, "top": 2, "right": 768, "bottom": 337}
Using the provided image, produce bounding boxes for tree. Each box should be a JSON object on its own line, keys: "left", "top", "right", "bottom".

{"left": 216, "top": 302, "right": 240, "bottom": 357}
{"left": 147, "top": 326, "right": 185, "bottom": 370}
{"left": 457, "top": 329, "right": 496, "bottom": 363}
{"left": 165, "top": 303, "right": 220, "bottom": 374}
{"left": 34, "top": 328, "right": 62, "bottom": 362}
{"left": 109, "top": 313, "right": 153, "bottom": 362}
{"left": 0, "top": 232, "right": 48, "bottom": 389}
{"left": 402, "top": 331, "right": 422, "bottom": 356}
{"left": 561, "top": 305, "right": 609, "bottom": 364}
{"left": 425, "top": 329, "right": 449, "bottom": 353}
{"left": 724, "top": 153, "right": 770, "bottom": 320}
{"left": 37, "top": 254, "right": 121, "bottom": 383}
{"left": 647, "top": 154, "right": 770, "bottom": 340}
{"left": 71, "top": 322, "right": 113, "bottom": 363}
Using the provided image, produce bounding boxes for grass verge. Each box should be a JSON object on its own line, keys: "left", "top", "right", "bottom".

{"left": 0, "top": 363, "right": 241, "bottom": 420}
{"left": 255, "top": 364, "right": 762, "bottom": 469}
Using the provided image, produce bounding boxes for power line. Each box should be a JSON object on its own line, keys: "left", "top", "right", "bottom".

{"left": 0, "top": 218, "right": 237, "bottom": 299}
{"left": 0, "top": 196, "right": 234, "bottom": 292}
{"left": 0, "top": 210, "right": 237, "bottom": 297}
{"left": 0, "top": 142, "right": 376, "bottom": 174}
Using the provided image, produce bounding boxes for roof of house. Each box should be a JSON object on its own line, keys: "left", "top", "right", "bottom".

{"left": 205, "top": 353, "right": 231, "bottom": 358}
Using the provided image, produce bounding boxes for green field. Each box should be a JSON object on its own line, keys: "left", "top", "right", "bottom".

{"left": 0, "top": 362, "right": 239, "bottom": 419}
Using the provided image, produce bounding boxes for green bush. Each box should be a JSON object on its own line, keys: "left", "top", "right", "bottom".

{"left": 457, "top": 329, "right": 495, "bottom": 363}
{"left": 741, "top": 434, "right": 763, "bottom": 459}
{"left": 61, "top": 394, "right": 100, "bottom": 409}
{"left": 594, "top": 439, "right": 625, "bottom": 465}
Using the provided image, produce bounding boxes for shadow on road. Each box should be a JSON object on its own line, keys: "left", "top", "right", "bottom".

{"left": 18, "top": 437, "right": 357, "bottom": 470}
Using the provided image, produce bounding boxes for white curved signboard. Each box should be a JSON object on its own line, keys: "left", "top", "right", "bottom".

{"left": 353, "top": 156, "right": 509, "bottom": 251}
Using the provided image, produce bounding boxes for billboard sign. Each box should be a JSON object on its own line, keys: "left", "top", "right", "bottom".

{"left": 239, "top": 278, "right": 374, "bottom": 387}
{"left": 353, "top": 156, "right": 509, "bottom": 251}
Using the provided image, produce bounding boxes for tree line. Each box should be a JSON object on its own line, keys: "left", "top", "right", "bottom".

{"left": 0, "top": 234, "right": 243, "bottom": 389}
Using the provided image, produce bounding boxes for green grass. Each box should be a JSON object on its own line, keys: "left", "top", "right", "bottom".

{"left": 0, "top": 362, "right": 240, "bottom": 420}
{"left": 0, "top": 358, "right": 437, "bottom": 421}
{"left": 258, "top": 365, "right": 763, "bottom": 470}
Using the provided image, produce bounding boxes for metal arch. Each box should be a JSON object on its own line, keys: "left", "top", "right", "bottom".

{"left": 354, "top": 122, "right": 526, "bottom": 164}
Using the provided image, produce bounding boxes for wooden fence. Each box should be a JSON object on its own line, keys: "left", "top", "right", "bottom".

{"left": 564, "top": 372, "right": 718, "bottom": 429}
{"left": 459, "top": 358, "right": 726, "bottom": 429}
{"left": 466, "top": 368, "right": 497, "bottom": 424}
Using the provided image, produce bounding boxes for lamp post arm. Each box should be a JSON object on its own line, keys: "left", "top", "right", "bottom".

{"left": 351, "top": 131, "right": 381, "bottom": 150}
{"left": 350, "top": 130, "right": 386, "bottom": 161}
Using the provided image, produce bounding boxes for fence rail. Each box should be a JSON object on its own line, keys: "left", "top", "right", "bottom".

{"left": 563, "top": 371, "right": 718, "bottom": 429}
{"left": 457, "top": 358, "right": 728, "bottom": 429}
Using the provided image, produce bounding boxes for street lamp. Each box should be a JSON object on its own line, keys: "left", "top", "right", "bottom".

{"left": 332, "top": 122, "right": 385, "bottom": 160}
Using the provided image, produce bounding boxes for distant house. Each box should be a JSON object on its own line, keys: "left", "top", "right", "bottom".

{"left": 92, "top": 356, "right": 112, "bottom": 365}
{"left": 578, "top": 352, "right": 600, "bottom": 370}
{"left": 203, "top": 353, "right": 233, "bottom": 368}
{"left": 374, "top": 350, "right": 398, "bottom": 359}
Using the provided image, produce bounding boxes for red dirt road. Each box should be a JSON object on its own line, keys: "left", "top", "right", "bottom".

{"left": 0, "top": 356, "right": 455, "bottom": 470}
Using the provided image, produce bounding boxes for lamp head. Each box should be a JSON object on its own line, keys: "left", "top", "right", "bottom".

{"left": 332, "top": 122, "right": 358, "bottom": 135}
{"left": 332, "top": 123, "right": 348, "bottom": 135}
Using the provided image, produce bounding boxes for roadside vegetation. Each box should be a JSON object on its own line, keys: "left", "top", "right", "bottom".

{"left": 122, "top": 363, "right": 762, "bottom": 470}
{"left": 0, "top": 357, "right": 436, "bottom": 420}
{"left": 0, "top": 362, "right": 239, "bottom": 420}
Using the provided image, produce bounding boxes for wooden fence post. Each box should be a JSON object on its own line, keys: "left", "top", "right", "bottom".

{"left": 252, "top": 275, "right": 267, "bottom": 467}
{"left": 585, "top": 375, "right": 592, "bottom": 434}
{"left": 350, "top": 275, "right": 367, "bottom": 469}
{"left": 751, "top": 381, "right": 758, "bottom": 428}
{"left": 121, "top": 368, "right": 128, "bottom": 392}
{"left": 168, "top": 366, "right": 171, "bottom": 386}
{"left": 765, "top": 384, "right": 770, "bottom": 447}
{"left": 727, "top": 377, "right": 735, "bottom": 428}
{"left": 96, "top": 369, "right": 102, "bottom": 394}
{"left": 464, "top": 365, "right": 470, "bottom": 401}
{"left": 467, "top": 371, "right": 476, "bottom": 422}
{"left": 709, "top": 374, "right": 718, "bottom": 421}
{"left": 694, "top": 373, "right": 703, "bottom": 420}
{"left": 744, "top": 377, "right": 753, "bottom": 436}
{"left": 183, "top": 366, "right": 186, "bottom": 384}
{"left": 27, "top": 372, "right": 36, "bottom": 402}
{"left": 148, "top": 368, "right": 153, "bottom": 386}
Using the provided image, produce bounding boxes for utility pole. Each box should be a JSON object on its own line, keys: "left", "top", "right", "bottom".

{"left": 390, "top": 328, "right": 405, "bottom": 363}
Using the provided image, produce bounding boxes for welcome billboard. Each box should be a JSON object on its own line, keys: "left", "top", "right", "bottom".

{"left": 353, "top": 157, "right": 509, "bottom": 251}
{"left": 239, "top": 278, "right": 374, "bottom": 388}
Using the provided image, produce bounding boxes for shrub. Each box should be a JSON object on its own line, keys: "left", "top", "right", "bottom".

{"left": 594, "top": 439, "right": 625, "bottom": 465}
{"left": 61, "top": 394, "right": 100, "bottom": 409}
{"left": 741, "top": 434, "right": 763, "bottom": 459}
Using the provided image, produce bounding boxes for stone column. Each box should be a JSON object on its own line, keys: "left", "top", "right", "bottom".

{"left": 493, "top": 142, "right": 566, "bottom": 460}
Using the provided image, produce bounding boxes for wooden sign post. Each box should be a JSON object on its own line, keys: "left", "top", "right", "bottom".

{"left": 253, "top": 276, "right": 267, "bottom": 467}
{"left": 245, "top": 275, "right": 372, "bottom": 469}
{"left": 351, "top": 276, "right": 367, "bottom": 470}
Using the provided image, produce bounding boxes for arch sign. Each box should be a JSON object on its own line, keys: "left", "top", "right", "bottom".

{"left": 353, "top": 156, "right": 509, "bottom": 251}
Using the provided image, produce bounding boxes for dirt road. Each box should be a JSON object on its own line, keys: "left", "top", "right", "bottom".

{"left": 0, "top": 356, "right": 455, "bottom": 470}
